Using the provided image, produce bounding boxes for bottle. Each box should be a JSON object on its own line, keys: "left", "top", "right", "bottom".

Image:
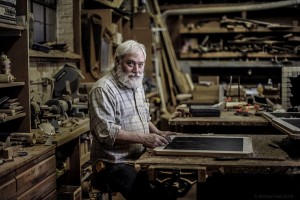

{"left": 267, "top": 78, "right": 273, "bottom": 89}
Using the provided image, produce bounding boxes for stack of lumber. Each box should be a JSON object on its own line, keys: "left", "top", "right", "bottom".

{"left": 147, "top": 0, "right": 193, "bottom": 113}
{"left": 0, "top": 97, "right": 24, "bottom": 116}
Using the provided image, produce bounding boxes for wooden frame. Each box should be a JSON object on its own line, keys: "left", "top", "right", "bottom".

{"left": 153, "top": 135, "right": 253, "bottom": 157}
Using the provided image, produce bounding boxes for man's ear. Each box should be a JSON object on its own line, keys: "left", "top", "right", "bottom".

{"left": 115, "top": 57, "right": 120, "bottom": 65}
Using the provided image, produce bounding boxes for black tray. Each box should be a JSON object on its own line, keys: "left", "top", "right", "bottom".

{"left": 153, "top": 135, "right": 253, "bottom": 157}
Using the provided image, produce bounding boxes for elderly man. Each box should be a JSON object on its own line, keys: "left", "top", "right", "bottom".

{"left": 88, "top": 40, "right": 175, "bottom": 200}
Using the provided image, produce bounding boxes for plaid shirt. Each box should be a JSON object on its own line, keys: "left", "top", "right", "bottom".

{"left": 88, "top": 70, "right": 150, "bottom": 164}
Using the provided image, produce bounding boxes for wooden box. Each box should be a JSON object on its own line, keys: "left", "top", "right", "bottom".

{"left": 193, "top": 85, "right": 220, "bottom": 104}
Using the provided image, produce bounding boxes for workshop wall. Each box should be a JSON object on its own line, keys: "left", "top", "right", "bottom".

{"left": 57, "top": 0, "right": 74, "bottom": 52}
{"left": 29, "top": 0, "right": 77, "bottom": 105}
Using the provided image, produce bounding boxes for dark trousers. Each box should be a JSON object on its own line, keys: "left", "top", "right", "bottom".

{"left": 91, "top": 162, "right": 173, "bottom": 200}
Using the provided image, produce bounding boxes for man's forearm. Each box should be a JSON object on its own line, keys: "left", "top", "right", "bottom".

{"left": 115, "top": 129, "right": 144, "bottom": 144}
{"left": 115, "top": 128, "right": 169, "bottom": 148}
{"left": 149, "top": 121, "right": 160, "bottom": 134}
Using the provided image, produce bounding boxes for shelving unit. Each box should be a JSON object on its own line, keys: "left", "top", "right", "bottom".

{"left": 177, "top": 16, "right": 300, "bottom": 61}
{"left": 1, "top": 1, "right": 91, "bottom": 199}
{"left": 51, "top": 121, "right": 91, "bottom": 189}
{"left": 80, "top": 7, "right": 131, "bottom": 82}
{"left": 0, "top": 1, "right": 30, "bottom": 132}
{"left": 164, "top": 4, "right": 300, "bottom": 105}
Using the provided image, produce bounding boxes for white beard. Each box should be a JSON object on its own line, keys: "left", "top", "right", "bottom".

{"left": 116, "top": 65, "right": 144, "bottom": 89}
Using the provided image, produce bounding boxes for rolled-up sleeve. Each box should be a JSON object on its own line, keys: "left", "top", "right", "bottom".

{"left": 89, "top": 87, "right": 120, "bottom": 146}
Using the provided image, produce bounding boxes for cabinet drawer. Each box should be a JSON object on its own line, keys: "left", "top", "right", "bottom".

{"left": 43, "top": 189, "right": 57, "bottom": 200}
{"left": 17, "top": 172, "right": 56, "bottom": 200}
{"left": 0, "top": 178, "right": 16, "bottom": 200}
{"left": 16, "top": 155, "right": 56, "bottom": 195}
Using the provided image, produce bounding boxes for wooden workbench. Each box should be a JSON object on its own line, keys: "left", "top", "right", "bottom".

{"left": 30, "top": 118, "right": 91, "bottom": 196}
{"left": 169, "top": 111, "right": 282, "bottom": 134}
{"left": 0, "top": 144, "right": 56, "bottom": 200}
{"left": 136, "top": 134, "right": 300, "bottom": 199}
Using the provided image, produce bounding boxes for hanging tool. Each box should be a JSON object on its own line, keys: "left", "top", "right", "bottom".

{"left": 234, "top": 17, "right": 294, "bottom": 30}
{"left": 238, "top": 76, "right": 240, "bottom": 102}
{"left": 90, "top": 14, "right": 102, "bottom": 79}
{"left": 220, "top": 16, "right": 256, "bottom": 30}
{"left": 81, "top": 13, "right": 103, "bottom": 80}
{"left": 81, "top": 13, "right": 92, "bottom": 74}
{"left": 228, "top": 75, "right": 232, "bottom": 100}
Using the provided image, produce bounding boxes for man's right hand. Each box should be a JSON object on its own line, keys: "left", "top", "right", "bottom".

{"left": 141, "top": 134, "right": 169, "bottom": 149}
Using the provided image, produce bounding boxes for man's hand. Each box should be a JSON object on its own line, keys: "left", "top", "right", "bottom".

{"left": 155, "top": 131, "right": 181, "bottom": 142}
{"left": 141, "top": 134, "right": 169, "bottom": 149}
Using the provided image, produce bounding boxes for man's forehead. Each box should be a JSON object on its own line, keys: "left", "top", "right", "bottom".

{"left": 123, "top": 52, "right": 145, "bottom": 61}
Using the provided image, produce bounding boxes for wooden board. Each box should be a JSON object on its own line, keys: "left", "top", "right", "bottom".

{"left": 16, "top": 155, "right": 56, "bottom": 195}
{"left": 169, "top": 111, "right": 269, "bottom": 126}
{"left": 137, "top": 134, "right": 300, "bottom": 176}
{"left": 17, "top": 173, "right": 56, "bottom": 200}
{"left": 153, "top": 135, "right": 253, "bottom": 157}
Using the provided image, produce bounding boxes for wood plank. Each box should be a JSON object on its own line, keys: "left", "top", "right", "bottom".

{"left": 0, "top": 178, "right": 16, "bottom": 200}
{"left": 17, "top": 173, "right": 56, "bottom": 200}
{"left": 52, "top": 119, "right": 90, "bottom": 147}
{"left": 161, "top": 46, "right": 176, "bottom": 107}
{"left": 152, "top": 1, "right": 191, "bottom": 95}
{"left": 16, "top": 155, "right": 56, "bottom": 195}
{"left": 169, "top": 111, "right": 269, "bottom": 126}
{"left": 0, "top": 145, "right": 55, "bottom": 178}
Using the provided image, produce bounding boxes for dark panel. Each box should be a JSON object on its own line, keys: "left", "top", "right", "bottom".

{"left": 165, "top": 136, "right": 243, "bottom": 151}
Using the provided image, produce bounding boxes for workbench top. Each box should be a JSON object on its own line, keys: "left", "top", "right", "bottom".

{"left": 136, "top": 134, "right": 300, "bottom": 175}
{"left": 0, "top": 144, "right": 55, "bottom": 178}
{"left": 52, "top": 118, "right": 90, "bottom": 147}
{"left": 31, "top": 117, "right": 90, "bottom": 147}
{"left": 169, "top": 111, "right": 269, "bottom": 126}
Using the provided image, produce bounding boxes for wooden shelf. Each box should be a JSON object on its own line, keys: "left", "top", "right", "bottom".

{"left": 0, "top": 22, "right": 25, "bottom": 30}
{"left": 29, "top": 50, "right": 81, "bottom": 60}
{"left": 180, "top": 52, "right": 300, "bottom": 59}
{"left": 0, "top": 22, "right": 25, "bottom": 36}
{"left": 0, "top": 82, "right": 25, "bottom": 88}
{"left": 80, "top": 152, "right": 91, "bottom": 166}
{"left": 2, "top": 112, "right": 26, "bottom": 123}
{"left": 180, "top": 26, "right": 300, "bottom": 34}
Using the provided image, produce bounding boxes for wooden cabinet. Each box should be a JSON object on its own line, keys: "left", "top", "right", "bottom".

{"left": 51, "top": 120, "right": 91, "bottom": 189}
{"left": 0, "top": 1, "right": 30, "bottom": 132}
{"left": 0, "top": 145, "right": 56, "bottom": 200}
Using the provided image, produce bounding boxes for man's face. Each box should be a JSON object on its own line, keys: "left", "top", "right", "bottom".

{"left": 116, "top": 51, "right": 145, "bottom": 89}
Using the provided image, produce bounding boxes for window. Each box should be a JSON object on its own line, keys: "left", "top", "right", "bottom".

{"left": 29, "top": 0, "right": 56, "bottom": 43}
